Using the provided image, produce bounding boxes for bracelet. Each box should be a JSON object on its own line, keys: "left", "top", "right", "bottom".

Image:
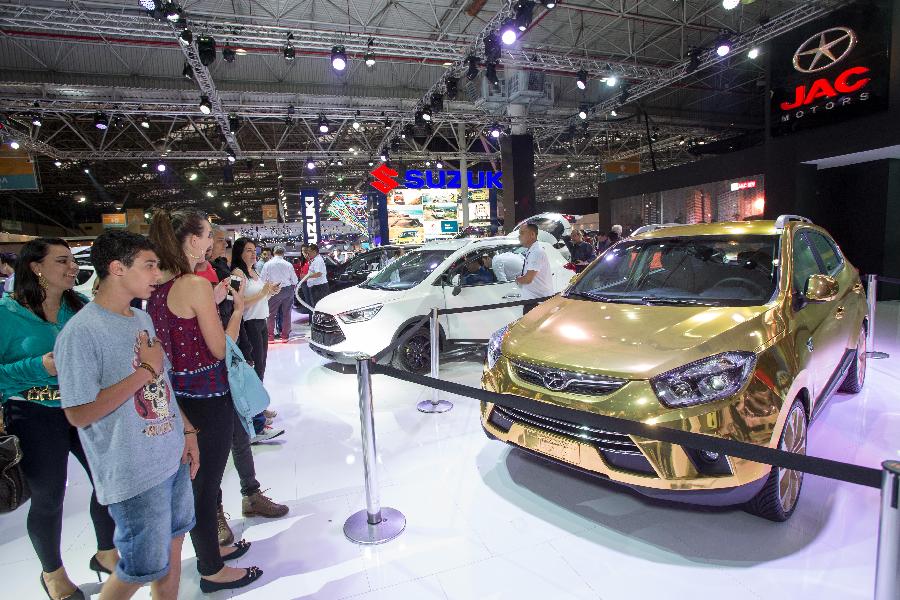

{"left": 138, "top": 362, "right": 158, "bottom": 380}
{"left": 184, "top": 428, "right": 199, "bottom": 435}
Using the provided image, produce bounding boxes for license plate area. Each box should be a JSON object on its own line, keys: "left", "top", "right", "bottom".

{"left": 523, "top": 428, "right": 580, "bottom": 464}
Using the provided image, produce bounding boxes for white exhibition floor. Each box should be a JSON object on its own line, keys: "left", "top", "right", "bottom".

{"left": 2, "top": 304, "right": 899, "bottom": 600}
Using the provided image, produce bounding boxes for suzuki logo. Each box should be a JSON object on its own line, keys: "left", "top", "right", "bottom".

{"left": 793, "top": 27, "right": 857, "bottom": 74}
{"left": 543, "top": 371, "right": 569, "bottom": 391}
{"left": 370, "top": 164, "right": 400, "bottom": 194}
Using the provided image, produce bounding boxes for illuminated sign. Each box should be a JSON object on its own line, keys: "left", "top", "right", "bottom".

{"left": 370, "top": 165, "right": 502, "bottom": 193}
{"left": 779, "top": 66, "right": 870, "bottom": 111}
{"left": 730, "top": 180, "right": 757, "bottom": 192}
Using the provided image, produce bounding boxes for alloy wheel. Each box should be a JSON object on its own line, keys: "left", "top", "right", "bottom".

{"left": 401, "top": 334, "right": 430, "bottom": 372}
{"left": 777, "top": 404, "right": 807, "bottom": 514}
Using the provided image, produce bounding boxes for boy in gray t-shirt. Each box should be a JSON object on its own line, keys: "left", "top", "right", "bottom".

{"left": 55, "top": 231, "right": 199, "bottom": 599}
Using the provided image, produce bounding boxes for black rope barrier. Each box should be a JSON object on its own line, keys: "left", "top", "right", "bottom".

{"left": 369, "top": 363, "right": 883, "bottom": 489}
{"left": 875, "top": 275, "right": 900, "bottom": 286}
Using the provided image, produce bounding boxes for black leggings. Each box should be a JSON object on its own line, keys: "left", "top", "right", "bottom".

{"left": 177, "top": 393, "right": 234, "bottom": 577}
{"left": 3, "top": 400, "right": 116, "bottom": 573}
{"left": 241, "top": 318, "right": 269, "bottom": 381}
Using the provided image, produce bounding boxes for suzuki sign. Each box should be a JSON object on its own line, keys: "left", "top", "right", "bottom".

{"left": 370, "top": 164, "right": 502, "bottom": 194}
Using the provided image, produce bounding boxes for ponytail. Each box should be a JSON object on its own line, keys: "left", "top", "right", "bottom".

{"left": 148, "top": 208, "right": 207, "bottom": 275}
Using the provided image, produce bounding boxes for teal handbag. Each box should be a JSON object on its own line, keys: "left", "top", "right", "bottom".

{"left": 225, "top": 336, "right": 271, "bottom": 436}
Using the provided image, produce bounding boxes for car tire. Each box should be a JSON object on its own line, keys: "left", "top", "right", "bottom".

{"left": 744, "top": 398, "right": 807, "bottom": 522}
{"left": 839, "top": 326, "right": 867, "bottom": 394}
{"left": 391, "top": 326, "right": 432, "bottom": 373}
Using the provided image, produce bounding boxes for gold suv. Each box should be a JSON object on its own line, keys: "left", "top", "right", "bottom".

{"left": 482, "top": 216, "right": 867, "bottom": 521}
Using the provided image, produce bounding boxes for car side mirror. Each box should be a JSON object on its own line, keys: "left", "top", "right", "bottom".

{"left": 804, "top": 274, "right": 839, "bottom": 303}
{"left": 451, "top": 273, "right": 462, "bottom": 296}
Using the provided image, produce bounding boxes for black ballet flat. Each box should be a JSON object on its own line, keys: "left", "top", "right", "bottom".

{"left": 39, "top": 573, "right": 85, "bottom": 600}
{"left": 221, "top": 539, "right": 251, "bottom": 562}
{"left": 88, "top": 555, "right": 113, "bottom": 582}
{"left": 199, "top": 566, "right": 263, "bottom": 594}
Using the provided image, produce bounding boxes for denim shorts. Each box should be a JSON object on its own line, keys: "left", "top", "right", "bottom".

{"left": 107, "top": 463, "right": 196, "bottom": 584}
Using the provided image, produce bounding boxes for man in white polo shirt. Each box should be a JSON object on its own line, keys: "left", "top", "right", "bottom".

{"left": 261, "top": 246, "right": 298, "bottom": 343}
{"left": 515, "top": 223, "right": 554, "bottom": 312}
{"left": 304, "top": 243, "right": 330, "bottom": 307}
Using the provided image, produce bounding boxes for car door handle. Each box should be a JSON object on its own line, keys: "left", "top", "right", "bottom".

{"left": 835, "top": 306, "right": 845, "bottom": 319}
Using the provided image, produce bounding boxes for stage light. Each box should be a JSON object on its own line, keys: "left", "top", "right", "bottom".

{"left": 620, "top": 84, "right": 630, "bottom": 103}
{"left": 206, "top": 190, "right": 214, "bottom": 197}
{"left": 140, "top": 118, "right": 150, "bottom": 128}
{"left": 77, "top": 195, "right": 87, "bottom": 203}
{"left": 722, "top": 0, "right": 739, "bottom": 9}
{"left": 716, "top": 36, "right": 732, "bottom": 57}
{"left": 182, "top": 62, "right": 193, "bottom": 79}
{"left": 178, "top": 28, "right": 192, "bottom": 46}
{"left": 54, "top": 160, "right": 62, "bottom": 167}
{"left": 540, "top": 0, "right": 556, "bottom": 8}
{"left": 687, "top": 47, "right": 702, "bottom": 73}
{"left": 421, "top": 105, "right": 432, "bottom": 122}
{"left": 197, "top": 35, "right": 216, "bottom": 66}
{"left": 94, "top": 112, "right": 109, "bottom": 130}
{"left": 156, "top": 163, "right": 166, "bottom": 172}
{"left": 307, "top": 158, "right": 315, "bottom": 170}
{"left": 485, "top": 62, "right": 500, "bottom": 86}
{"left": 578, "top": 105, "right": 588, "bottom": 119}
{"left": 382, "top": 112, "right": 391, "bottom": 129}
{"left": 445, "top": 77, "right": 459, "bottom": 100}
{"left": 364, "top": 38, "right": 376, "bottom": 67}
{"left": 430, "top": 93, "right": 443, "bottom": 113}
{"left": 500, "top": 20, "right": 518, "bottom": 45}
{"left": 465, "top": 55, "right": 479, "bottom": 81}
{"left": 139, "top": 0, "right": 157, "bottom": 10}
{"left": 283, "top": 42, "right": 295, "bottom": 61}
{"left": 199, "top": 95, "right": 212, "bottom": 115}
{"left": 318, "top": 115, "right": 330, "bottom": 133}
{"left": 483, "top": 32, "right": 500, "bottom": 63}
{"left": 380, "top": 153, "right": 388, "bottom": 162}
{"left": 9, "top": 140, "right": 19, "bottom": 150}
{"left": 228, "top": 115, "right": 240, "bottom": 134}
{"left": 164, "top": 2, "right": 182, "bottom": 22}
{"left": 489, "top": 123, "right": 502, "bottom": 138}
{"left": 222, "top": 47, "right": 236, "bottom": 62}
{"left": 605, "top": 75, "right": 618, "bottom": 87}
{"left": 610, "top": 109, "right": 617, "bottom": 117}
{"left": 575, "top": 68, "right": 587, "bottom": 90}
{"left": 83, "top": 167, "right": 90, "bottom": 174}
{"left": 748, "top": 47, "right": 760, "bottom": 59}
{"left": 31, "top": 114, "right": 42, "bottom": 127}
{"left": 141, "top": 163, "right": 148, "bottom": 168}
{"left": 226, "top": 149, "right": 236, "bottom": 163}
{"left": 515, "top": 1, "right": 534, "bottom": 30}
{"left": 352, "top": 111, "right": 361, "bottom": 130}
{"left": 331, "top": 45, "right": 347, "bottom": 71}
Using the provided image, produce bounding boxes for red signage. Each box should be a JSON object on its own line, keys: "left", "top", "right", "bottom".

{"left": 779, "top": 65, "right": 871, "bottom": 111}
{"left": 730, "top": 180, "right": 757, "bottom": 191}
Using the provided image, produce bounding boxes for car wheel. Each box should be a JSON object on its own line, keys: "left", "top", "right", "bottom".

{"left": 744, "top": 399, "right": 807, "bottom": 522}
{"left": 391, "top": 327, "right": 431, "bottom": 373}
{"left": 839, "top": 326, "right": 867, "bottom": 393}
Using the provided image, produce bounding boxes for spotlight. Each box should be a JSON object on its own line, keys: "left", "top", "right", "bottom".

{"left": 228, "top": 115, "right": 240, "bottom": 134}
{"left": 140, "top": 118, "right": 150, "bottom": 128}
{"left": 747, "top": 47, "right": 760, "bottom": 59}
{"left": 485, "top": 62, "right": 500, "bottom": 86}
{"left": 352, "top": 112, "right": 361, "bottom": 130}
{"left": 578, "top": 105, "right": 588, "bottom": 119}
{"left": 364, "top": 38, "right": 375, "bottom": 67}
{"left": 489, "top": 123, "right": 502, "bottom": 138}
{"left": 421, "top": 105, "right": 432, "bottom": 122}
{"left": 619, "top": 84, "right": 630, "bottom": 103}
{"left": 141, "top": 163, "right": 148, "bottom": 168}
{"left": 540, "top": 0, "right": 556, "bottom": 8}
{"left": 226, "top": 148, "right": 236, "bottom": 163}
{"left": 9, "top": 140, "right": 19, "bottom": 150}
{"left": 77, "top": 195, "right": 87, "bottom": 203}
{"left": 199, "top": 95, "right": 212, "bottom": 115}
{"left": 382, "top": 112, "right": 391, "bottom": 130}
{"left": 686, "top": 47, "right": 702, "bottom": 73}
{"left": 610, "top": 109, "right": 618, "bottom": 117}
{"left": 84, "top": 167, "right": 90, "bottom": 174}
{"left": 605, "top": 75, "right": 618, "bottom": 87}
{"left": 182, "top": 62, "right": 193, "bottom": 79}
{"left": 307, "top": 158, "right": 315, "bottom": 170}
{"left": 436, "top": 160, "right": 443, "bottom": 169}
{"left": 54, "top": 160, "right": 62, "bottom": 167}
{"left": 94, "top": 112, "right": 109, "bottom": 130}
{"left": 31, "top": 114, "right": 42, "bottom": 127}
{"left": 222, "top": 46, "right": 236, "bottom": 62}
{"left": 178, "top": 28, "right": 192, "bottom": 46}
{"left": 430, "top": 93, "right": 443, "bottom": 113}
{"left": 156, "top": 163, "right": 166, "bottom": 172}
{"left": 380, "top": 153, "right": 387, "bottom": 162}
{"left": 164, "top": 1, "right": 182, "bottom": 22}
{"left": 331, "top": 45, "right": 347, "bottom": 71}
{"left": 500, "top": 20, "right": 518, "bottom": 45}
{"left": 716, "top": 36, "right": 732, "bottom": 57}
{"left": 483, "top": 32, "right": 500, "bottom": 63}
{"left": 188, "top": 172, "right": 198, "bottom": 181}
{"left": 465, "top": 55, "right": 480, "bottom": 81}
{"left": 575, "top": 68, "right": 587, "bottom": 90}
{"left": 318, "top": 115, "right": 330, "bottom": 133}
{"left": 515, "top": 1, "right": 534, "bottom": 31}
{"left": 197, "top": 35, "right": 216, "bottom": 66}
{"left": 722, "top": 0, "right": 739, "bottom": 9}
{"left": 445, "top": 77, "right": 459, "bottom": 100}
{"left": 402, "top": 124, "right": 414, "bottom": 139}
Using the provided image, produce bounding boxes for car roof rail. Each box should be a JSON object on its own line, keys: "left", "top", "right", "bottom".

{"left": 775, "top": 214, "right": 812, "bottom": 229}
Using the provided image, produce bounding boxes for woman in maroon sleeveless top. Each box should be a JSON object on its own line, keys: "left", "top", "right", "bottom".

{"left": 147, "top": 210, "right": 263, "bottom": 593}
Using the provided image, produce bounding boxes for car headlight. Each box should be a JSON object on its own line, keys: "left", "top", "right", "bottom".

{"left": 486, "top": 325, "right": 510, "bottom": 369}
{"left": 337, "top": 304, "right": 383, "bottom": 324}
{"left": 651, "top": 352, "right": 757, "bottom": 408}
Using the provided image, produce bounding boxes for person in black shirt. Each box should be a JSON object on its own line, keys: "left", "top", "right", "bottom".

{"left": 570, "top": 230, "right": 596, "bottom": 273}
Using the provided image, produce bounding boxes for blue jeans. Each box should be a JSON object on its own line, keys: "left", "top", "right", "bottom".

{"left": 107, "top": 464, "right": 195, "bottom": 584}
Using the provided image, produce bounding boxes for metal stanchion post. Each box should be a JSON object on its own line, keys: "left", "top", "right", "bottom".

{"left": 875, "top": 460, "right": 900, "bottom": 599}
{"left": 417, "top": 307, "right": 453, "bottom": 413}
{"left": 867, "top": 274, "right": 890, "bottom": 359}
{"left": 344, "top": 355, "right": 406, "bottom": 545}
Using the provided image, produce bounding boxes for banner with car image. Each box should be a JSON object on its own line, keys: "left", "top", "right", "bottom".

{"left": 387, "top": 188, "right": 492, "bottom": 243}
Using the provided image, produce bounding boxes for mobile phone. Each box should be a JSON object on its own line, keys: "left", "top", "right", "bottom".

{"left": 229, "top": 275, "right": 241, "bottom": 292}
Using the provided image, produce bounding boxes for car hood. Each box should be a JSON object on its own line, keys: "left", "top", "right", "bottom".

{"left": 503, "top": 296, "right": 780, "bottom": 380}
{"left": 315, "top": 283, "right": 420, "bottom": 315}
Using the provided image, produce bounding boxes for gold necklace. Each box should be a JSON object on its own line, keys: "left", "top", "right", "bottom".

{"left": 187, "top": 250, "right": 202, "bottom": 260}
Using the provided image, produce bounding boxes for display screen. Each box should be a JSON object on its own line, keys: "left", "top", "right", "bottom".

{"left": 387, "top": 188, "right": 491, "bottom": 243}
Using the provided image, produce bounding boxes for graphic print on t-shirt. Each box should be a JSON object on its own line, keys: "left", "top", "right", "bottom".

{"left": 130, "top": 333, "right": 175, "bottom": 437}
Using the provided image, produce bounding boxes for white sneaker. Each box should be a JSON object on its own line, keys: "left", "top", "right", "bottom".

{"left": 251, "top": 426, "right": 285, "bottom": 445}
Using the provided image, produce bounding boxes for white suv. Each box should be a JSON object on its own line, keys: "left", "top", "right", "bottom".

{"left": 309, "top": 237, "right": 574, "bottom": 371}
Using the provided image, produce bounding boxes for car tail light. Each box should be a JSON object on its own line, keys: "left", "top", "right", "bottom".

{"left": 563, "top": 262, "right": 577, "bottom": 272}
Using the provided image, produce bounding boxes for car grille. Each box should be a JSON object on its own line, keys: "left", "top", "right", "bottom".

{"left": 311, "top": 312, "right": 346, "bottom": 346}
{"left": 493, "top": 405, "right": 641, "bottom": 455}
{"left": 512, "top": 360, "right": 626, "bottom": 396}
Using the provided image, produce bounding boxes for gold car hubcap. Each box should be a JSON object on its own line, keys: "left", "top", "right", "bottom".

{"left": 777, "top": 405, "right": 807, "bottom": 513}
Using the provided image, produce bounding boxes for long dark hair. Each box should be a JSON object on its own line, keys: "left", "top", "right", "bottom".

{"left": 148, "top": 209, "right": 208, "bottom": 275}
{"left": 14, "top": 238, "right": 85, "bottom": 321}
{"left": 231, "top": 237, "right": 257, "bottom": 278}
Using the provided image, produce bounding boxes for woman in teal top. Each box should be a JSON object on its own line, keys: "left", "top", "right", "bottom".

{"left": 0, "top": 239, "right": 117, "bottom": 600}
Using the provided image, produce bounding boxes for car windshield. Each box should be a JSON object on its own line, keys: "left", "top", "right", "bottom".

{"left": 361, "top": 250, "right": 453, "bottom": 291}
{"left": 569, "top": 234, "right": 779, "bottom": 307}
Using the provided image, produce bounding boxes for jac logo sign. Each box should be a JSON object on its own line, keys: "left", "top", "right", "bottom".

{"left": 370, "top": 166, "right": 502, "bottom": 193}
{"left": 792, "top": 27, "right": 856, "bottom": 73}
{"left": 779, "top": 65, "right": 870, "bottom": 111}
{"left": 730, "top": 180, "right": 757, "bottom": 192}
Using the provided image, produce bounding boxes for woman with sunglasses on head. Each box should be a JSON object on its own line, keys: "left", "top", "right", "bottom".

{"left": 147, "top": 210, "right": 263, "bottom": 593}
{"left": 0, "top": 238, "right": 118, "bottom": 600}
